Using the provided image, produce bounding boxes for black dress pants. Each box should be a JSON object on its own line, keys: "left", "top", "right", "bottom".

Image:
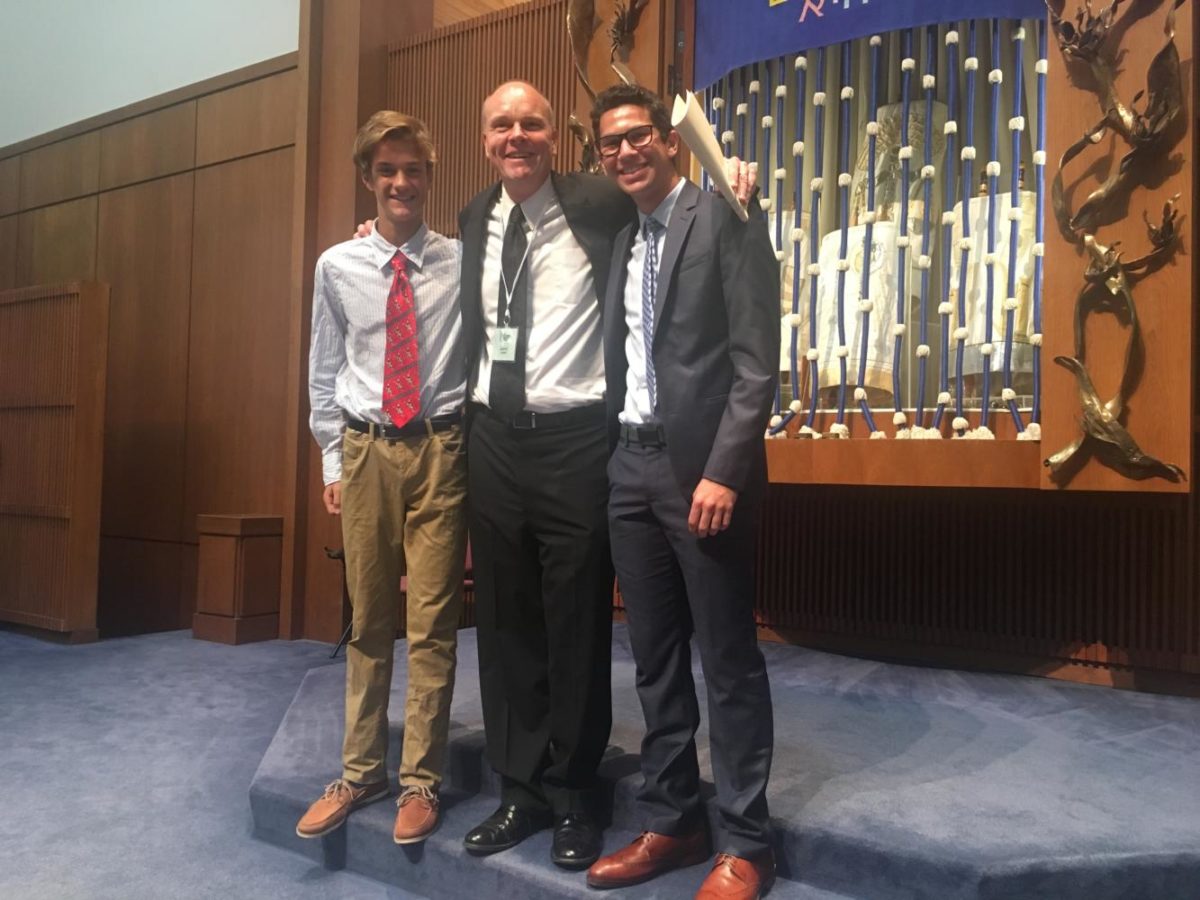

{"left": 468, "top": 405, "right": 614, "bottom": 816}
{"left": 607, "top": 440, "right": 774, "bottom": 858}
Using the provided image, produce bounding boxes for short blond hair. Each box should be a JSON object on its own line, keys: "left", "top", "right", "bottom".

{"left": 353, "top": 111, "right": 438, "bottom": 177}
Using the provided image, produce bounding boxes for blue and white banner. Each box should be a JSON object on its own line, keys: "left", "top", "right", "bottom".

{"left": 695, "top": 0, "right": 1047, "bottom": 89}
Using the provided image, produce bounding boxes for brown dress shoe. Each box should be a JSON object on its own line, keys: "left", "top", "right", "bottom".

{"left": 586, "top": 829, "right": 711, "bottom": 889}
{"left": 694, "top": 852, "right": 776, "bottom": 900}
{"left": 393, "top": 785, "right": 439, "bottom": 844}
{"left": 295, "top": 779, "right": 389, "bottom": 838}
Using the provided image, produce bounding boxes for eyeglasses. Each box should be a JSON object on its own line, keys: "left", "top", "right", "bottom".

{"left": 597, "top": 125, "right": 656, "bottom": 158}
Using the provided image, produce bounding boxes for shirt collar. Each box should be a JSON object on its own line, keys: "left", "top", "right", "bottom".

{"left": 500, "top": 174, "right": 556, "bottom": 226}
{"left": 638, "top": 177, "right": 685, "bottom": 233}
{"left": 367, "top": 221, "right": 428, "bottom": 272}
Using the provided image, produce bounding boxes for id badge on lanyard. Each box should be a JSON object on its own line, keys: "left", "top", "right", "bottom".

{"left": 495, "top": 205, "right": 542, "bottom": 362}
{"left": 493, "top": 326, "right": 519, "bottom": 361}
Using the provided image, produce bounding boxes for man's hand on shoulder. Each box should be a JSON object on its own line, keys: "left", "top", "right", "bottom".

{"left": 353, "top": 220, "right": 373, "bottom": 239}
{"left": 688, "top": 478, "right": 738, "bottom": 538}
{"left": 323, "top": 482, "right": 342, "bottom": 516}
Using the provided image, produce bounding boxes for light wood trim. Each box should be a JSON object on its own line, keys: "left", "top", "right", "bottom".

{"left": 766, "top": 438, "right": 1042, "bottom": 489}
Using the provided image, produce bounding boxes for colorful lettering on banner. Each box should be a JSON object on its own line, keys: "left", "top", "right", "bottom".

{"left": 696, "top": 0, "right": 1046, "bottom": 88}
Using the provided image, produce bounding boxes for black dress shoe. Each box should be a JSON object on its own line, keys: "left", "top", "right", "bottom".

{"left": 551, "top": 813, "right": 603, "bottom": 870}
{"left": 463, "top": 804, "right": 553, "bottom": 855}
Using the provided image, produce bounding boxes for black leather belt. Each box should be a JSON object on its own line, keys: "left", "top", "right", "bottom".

{"left": 473, "top": 402, "right": 606, "bottom": 431}
{"left": 619, "top": 422, "right": 667, "bottom": 447}
{"left": 347, "top": 413, "right": 460, "bottom": 440}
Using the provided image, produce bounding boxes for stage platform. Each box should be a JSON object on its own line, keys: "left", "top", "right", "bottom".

{"left": 250, "top": 626, "right": 1200, "bottom": 899}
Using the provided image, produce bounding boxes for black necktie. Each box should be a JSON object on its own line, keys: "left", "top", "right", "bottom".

{"left": 489, "top": 203, "right": 527, "bottom": 417}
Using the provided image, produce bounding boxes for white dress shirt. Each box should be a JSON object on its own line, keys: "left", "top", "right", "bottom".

{"left": 471, "top": 177, "right": 605, "bottom": 412}
{"left": 309, "top": 223, "right": 465, "bottom": 485}
{"left": 619, "top": 178, "right": 684, "bottom": 425}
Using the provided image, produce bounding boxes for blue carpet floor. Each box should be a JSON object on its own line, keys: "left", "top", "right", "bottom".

{"left": 6, "top": 625, "right": 1200, "bottom": 899}
{"left": 0, "top": 628, "right": 423, "bottom": 899}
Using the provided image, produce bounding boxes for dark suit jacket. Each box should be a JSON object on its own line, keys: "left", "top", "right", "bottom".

{"left": 458, "top": 171, "right": 636, "bottom": 387}
{"left": 603, "top": 179, "right": 779, "bottom": 498}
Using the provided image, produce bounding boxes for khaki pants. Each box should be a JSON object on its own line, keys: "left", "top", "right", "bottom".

{"left": 339, "top": 424, "right": 467, "bottom": 788}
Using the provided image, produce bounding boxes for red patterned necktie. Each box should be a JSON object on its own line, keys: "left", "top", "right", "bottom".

{"left": 383, "top": 251, "right": 420, "bottom": 428}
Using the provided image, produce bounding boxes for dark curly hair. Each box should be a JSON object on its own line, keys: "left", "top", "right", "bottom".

{"left": 590, "top": 83, "right": 674, "bottom": 142}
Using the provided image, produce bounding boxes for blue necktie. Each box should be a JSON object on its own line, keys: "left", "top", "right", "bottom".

{"left": 641, "top": 216, "right": 663, "bottom": 415}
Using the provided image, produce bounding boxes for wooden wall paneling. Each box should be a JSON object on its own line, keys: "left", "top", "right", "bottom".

{"left": 0, "top": 157, "right": 19, "bottom": 215}
{"left": 755, "top": 483, "right": 1198, "bottom": 680}
{"left": 434, "top": 0, "right": 525, "bottom": 28}
{"left": 185, "top": 148, "right": 295, "bottom": 543}
{"left": 180, "top": 542, "right": 199, "bottom": 632}
{"left": 0, "top": 516, "right": 70, "bottom": 630}
{"left": 1040, "top": 3, "right": 1193, "bottom": 490}
{"left": 96, "top": 537, "right": 183, "bottom": 636}
{"left": 98, "top": 102, "right": 198, "bottom": 191}
{"left": 0, "top": 283, "right": 108, "bottom": 639}
{"left": 195, "top": 71, "right": 299, "bottom": 168}
{"left": 63, "top": 283, "right": 109, "bottom": 635}
{"left": 96, "top": 173, "right": 194, "bottom": 542}
{"left": 282, "top": 0, "right": 326, "bottom": 640}
{"left": 389, "top": 0, "right": 577, "bottom": 237}
{"left": 18, "top": 132, "right": 100, "bottom": 210}
{"left": 15, "top": 196, "right": 99, "bottom": 288}
{"left": 0, "top": 214, "right": 16, "bottom": 291}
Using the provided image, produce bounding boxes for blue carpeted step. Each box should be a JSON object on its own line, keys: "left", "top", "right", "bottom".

{"left": 251, "top": 626, "right": 1200, "bottom": 899}
{"left": 252, "top": 785, "right": 831, "bottom": 899}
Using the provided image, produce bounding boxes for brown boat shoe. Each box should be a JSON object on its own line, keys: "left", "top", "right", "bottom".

{"left": 295, "top": 778, "right": 390, "bottom": 838}
{"left": 393, "top": 785, "right": 440, "bottom": 844}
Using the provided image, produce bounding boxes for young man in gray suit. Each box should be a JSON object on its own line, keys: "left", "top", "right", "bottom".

{"left": 585, "top": 84, "right": 780, "bottom": 900}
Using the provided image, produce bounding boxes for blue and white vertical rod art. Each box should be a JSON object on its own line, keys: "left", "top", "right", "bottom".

{"left": 801, "top": 46, "right": 828, "bottom": 437}
{"left": 935, "top": 26, "right": 961, "bottom": 430}
{"left": 761, "top": 60, "right": 773, "bottom": 214}
{"left": 913, "top": 26, "right": 938, "bottom": 432}
{"left": 830, "top": 41, "right": 855, "bottom": 437}
{"left": 954, "top": 21, "right": 980, "bottom": 435}
{"left": 775, "top": 56, "right": 788, "bottom": 254}
{"left": 1031, "top": 20, "right": 1047, "bottom": 431}
{"left": 980, "top": 18, "right": 1002, "bottom": 436}
{"left": 856, "top": 35, "right": 882, "bottom": 435}
{"left": 1003, "top": 20, "right": 1028, "bottom": 435}
{"left": 705, "top": 14, "right": 1044, "bottom": 442}
{"left": 892, "top": 30, "right": 915, "bottom": 434}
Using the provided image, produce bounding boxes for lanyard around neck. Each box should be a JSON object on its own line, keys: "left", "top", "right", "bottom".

{"left": 498, "top": 202, "right": 545, "bottom": 326}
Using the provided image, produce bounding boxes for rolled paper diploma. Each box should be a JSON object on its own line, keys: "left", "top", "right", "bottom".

{"left": 671, "top": 91, "right": 749, "bottom": 222}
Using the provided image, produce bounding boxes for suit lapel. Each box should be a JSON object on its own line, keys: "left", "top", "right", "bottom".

{"left": 553, "top": 172, "right": 608, "bottom": 306}
{"left": 462, "top": 185, "right": 501, "bottom": 356}
{"left": 653, "top": 180, "right": 699, "bottom": 342}
{"left": 606, "top": 221, "right": 636, "bottom": 341}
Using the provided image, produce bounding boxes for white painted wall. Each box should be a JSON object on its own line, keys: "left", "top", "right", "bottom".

{"left": 0, "top": 0, "right": 301, "bottom": 148}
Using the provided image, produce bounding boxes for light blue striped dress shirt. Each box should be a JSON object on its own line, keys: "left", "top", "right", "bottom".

{"left": 308, "top": 223, "right": 465, "bottom": 485}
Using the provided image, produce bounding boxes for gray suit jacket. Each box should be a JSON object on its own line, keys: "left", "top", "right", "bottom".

{"left": 603, "top": 179, "right": 779, "bottom": 498}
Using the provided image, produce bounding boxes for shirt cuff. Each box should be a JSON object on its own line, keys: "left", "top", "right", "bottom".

{"left": 322, "top": 448, "right": 343, "bottom": 486}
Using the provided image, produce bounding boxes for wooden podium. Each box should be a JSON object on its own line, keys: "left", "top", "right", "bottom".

{"left": 193, "top": 514, "right": 282, "bottom": 644}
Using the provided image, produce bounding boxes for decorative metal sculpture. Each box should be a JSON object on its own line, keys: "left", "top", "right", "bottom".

{"left": 567, "top": 0, "right": 600, "bottom": 102}
{"left": 1045, "top": 0, "right": 1188, "bottom": 483}
{"left": 609, "top": 0, "right": 650, "bottom": 85}
{"left": 567, "top": 113, "right": 602, "bottom": 173}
